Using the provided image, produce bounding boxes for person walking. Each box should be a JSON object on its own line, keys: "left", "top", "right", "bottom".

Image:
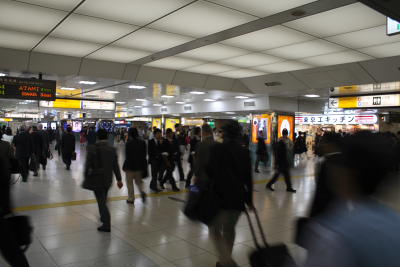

{"left": 123, "top": 128, "right": 147, "bottom": 205}
{"left": 84, "top": 129, "right": 123, "bottom": 232}
{"left": 147, "top": 128, "right": 163, "bottom": 193}
{"left": 266, "top": 129, "right": 296, "bottom": 192}
{"left": 86, "top": 126, "right": 97, "bottom": 145}
{"left": 160, "top": 128, "right": 180, "bottom": 192}
{"left": 1, "top": 127, "right": 14, "bottom": 143}
{"left": 30, "top": 126, "right": 42, "bottom": 176}
{"left": 193, "top": 124, "right": 215, "bottom": 184}
{"left": 206, "top": 121, "right": 254, "bottom": 267}
{"left": 37, "top": 124, "right": 50, "bottom": 171}
{"left": 55, "top": 126, "right": 63, "bottom": 156}
{"left": 185, "top": 127, "right": 201, "bottom": 188}
{"left": 254, "top": 131, "right": 268, "bottom": 173}
{"left": 61, "top": 126, "right": 76, "bottom": 170}
{"left": 175, "top": 123, "right": 186, "bottom": 181}
{"left": 12, "top": 126, "right": 33, "bottom": 182}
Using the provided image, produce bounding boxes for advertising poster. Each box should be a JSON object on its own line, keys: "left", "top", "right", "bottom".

{"left": 165, "top": 118, "right": 180, "bottom": 131}
{"left": 152, "top": 118, "right": 162, "bottom": 129}
{"left": 72, "top": 121, "right": 82, "bottom": 132}
{"left": 278, "top": 115, "right": 294, "bottom": 141}
{"left": 252, "top": 114, "right": 271, "bottom": 144}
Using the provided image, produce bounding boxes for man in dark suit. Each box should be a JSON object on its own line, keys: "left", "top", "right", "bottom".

{"left": 174, "top": 123, "right": 186, "bottom": 181}
{"left": 147, "top": 129, "right": 163, "bottom": 192}
{"left": 160, "top": 128, "right": 180, "bottom": 192}
{"left": 12, "top": 126, "right": 33, "bottom": 182}
{"left": 84, "top": 129, "right": 123, "bottom": 232}
{"left": 86, "top": 126, "right": 97, "bottom": 145}
{"left": 61, "top": 126, "right": 76, "bottom": 170}
{"left": 185, "top": 127, "right": 201, "bottom": 188}
{"left": 37, "top": 124, "right": 50, "bottom": 171}
{"left": 193, "top": 124, "right": 215, "bottom": 183}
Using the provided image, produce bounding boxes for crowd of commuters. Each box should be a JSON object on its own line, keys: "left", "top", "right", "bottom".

{"left": 1, "top": 122, "right": 400, "bottom": 267}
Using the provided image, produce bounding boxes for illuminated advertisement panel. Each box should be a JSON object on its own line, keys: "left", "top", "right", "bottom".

{"left": 252, "top": 114, "right": 271, "bottom": 144}
{"left": 278, "top": 115, "right": 294, "bottom": 141}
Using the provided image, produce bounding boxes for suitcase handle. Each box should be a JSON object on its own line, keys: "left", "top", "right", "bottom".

{"left": 245, "top": 208, "right": 269, "bottom": 249}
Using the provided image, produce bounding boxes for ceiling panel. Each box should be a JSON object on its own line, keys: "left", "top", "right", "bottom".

{"left": 207, "top": 0, "right": 317, "bottom": 17}
{"left": 184, "top": 63, "right": 236, "bottom": 74}
{"left": 179, "top": 44, "right": 249, "bottom": 61}
{"left": 17, "top": 0, "right": 82, "bottom": 11}
{"left": 284, "top": 3, "right": 386, "bottom": 37}
{"left": 35, "top": 37, "right": 102, "bottom": 57}
{"left": 87, "top": 46, "right": 150, "bottom": 63}
{"left": 359, "top": 42, "right": 400, "bottom": 58}
{"left": 0, "top": 1, "right": 67, "bottom": 34}
{"left": 150, "top": 1, "right": 256, "bottom": 37}
{"left": 0, "top": 29, "right": 42, "bottom": 50}
{"left": 300, "top": 51, "right": 373, "bottom": 66}
{"left": 266, "top": 39, "right": 346, "bottom": 60}
{"left": 219, "top": 53, "right": 283, "bottom": 68}
{"left": 76, "top": 0, "right": 193, "bottom": 26}
{"left": 217, "top": 69, "right": 267, "bottom": 79}
{"left": 326, "top": 25, "right": 400, "bottom": 49}
{"left": 222, "top": 25, "right": 314, "bottom": 51}
{"left": 52, "top": 14, "right": 137, "bottom": 44}
{"left": 115, "top": 28, "right": 193, "bottom": 52}
{"left": 145, "top": 56, "right": 204, "bottom": 70}
{"left": 253, "top": 61, "right": 313, "bottom": 73}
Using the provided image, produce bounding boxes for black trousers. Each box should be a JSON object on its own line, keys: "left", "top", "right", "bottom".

{"left": 185, "top": 162, "right": 194, "bottom": 187}
{"left": 150, "top": 160, "right": 164, "bottom": 190}
{"left": 267, "top": 167, "right": 293, "bottom": 189}
{"left": 162, "top": 161, "right": 177, "bottom": 188}
{"left": 0, "top": 218, "right": 30, "bottom": 267}
{"left": 94, "top": 189, "right": 110, "bottom": 228}
{"left": 18, "top": 157, "right": 29, "bottom": 182}
{"left": 174, "top": 157, "right": 185, "bottom": 180}
{"left": 255, "top": 154, "right": 267, "bottom": 171}
{"left": 62, "top": 154, "right": 72, "bottom": 167}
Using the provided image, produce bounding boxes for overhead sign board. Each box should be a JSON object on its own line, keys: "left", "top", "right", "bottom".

{"left": 387, "top": 17, "right": 400, "bottom": 36}
{"left": 40, "top": 99, "right": 82, "bottom": 109}
{"left": 82, "top": 100, "right": 115, "bottom": 110}
{"left": 329, "top": 94, "right": 400, "bottom": 109}
{"left": 0, "top": 76, "right": 56, "bottom": 100}
{"left": 331, "top": 81, "right": 400, "bottom": 96}
{"left": 296, "top": 114, "right": 378, "bottom": 125}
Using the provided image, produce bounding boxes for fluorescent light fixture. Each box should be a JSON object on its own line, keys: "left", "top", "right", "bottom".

{"left": 129, "top": 85, "right": 146, "bottom": 89}
{"left": 79, "top": 80, "right": 97, "bottom": 85}
{"left": 176, "top": 101, "right": 185, "bottom": 104}
{"left": 134, "top": 106, "right": 142, "bottom": 108}
{"left": 235, "top": 96, "right": 249, "bottom": 99}
{"left": 172, "top": 114, "right": 180, "bottom": 116}
{"left": 136, "top": 98, "right": 146, "bottom": 102}
{"left": 105, "top": 90, "right": 119, "bottom": 94}
{"left": 225, "top": 112, "right": 236, "bottom": 114}
{"left": 153, "top": 103, "right": 162, "bottom": 106}
{"left": 105, "top": 111, "right": 112, "bottom": 113}
{"left": 190, "top": 91, "right": 205, "bottom": 95}
{"left": 116, "top": 101, "right": 126, "bottom": 104}
{"left": 304, "top": 94, "right": 320, "bottom": 98}
{"left": 204, "top": 98, "right": 216, "bottom": 102}
{"left": 0, "top": 73, "right": 6, "bottom": 77}
{"left": 161, "top": 95, "right": 174, "bottom": 98}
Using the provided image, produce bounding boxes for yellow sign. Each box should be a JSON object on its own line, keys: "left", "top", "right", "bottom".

{"left": 153, "top": 84, "right": 162, "bottom": 98}
{"left": 338, "top": 85, "right": 360, "bottom": 94}
{"left": 53, "top": 99, "right": 82, "bottom": 109}
{"left": 152, "top": 118, "right": 162, "bottom": 129}
{"left": 165, "top": 118, "right": 180, "bottom": 131}
{"left": 338, "top": 97, "right": 358, "bottom": 108}
{"left": 166, "top": 84, "right": 179, "bottom": 96}
{"left": 0, "top": 118, "right": 13, "bottom": 122}
{"left": 56, "top": 88, "right": 82, "bottom": 97}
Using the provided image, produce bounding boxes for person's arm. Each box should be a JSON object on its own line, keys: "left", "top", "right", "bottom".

{"left": 72, "top": 135, "right": 76, "bottom": 152}
{"left": 113, "top": 149, "right": 123, "bottom": 189}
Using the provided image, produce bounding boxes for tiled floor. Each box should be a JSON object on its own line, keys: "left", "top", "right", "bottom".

{"left": 3, "top": 144, "right": 316, "bottom": 267}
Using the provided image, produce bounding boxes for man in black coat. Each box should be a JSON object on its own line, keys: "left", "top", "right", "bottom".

{"left": 86, "top": 126, "right": 97, "bottom": 145}
{"left": 254, "top": 131, "right": 268, "bottom": 173}
{"left": 84, "top": 129, "right": 123, "bottom": 232}
{"left": 160, "top": 128, "right": 180, "bottom": 192}
{"left": 61, "top": 126, "right": 76, "bottom": 170}
{"left": 12, "top": 126, "right": 33, "bottom": 182}
{"left": 185, "top": 127, "right": 201, "bottom": 188}
{"left": 37, "top": 124, "right": 50, "bottom": 171}
{"left": 174, "top": 123, "right": 186, "bottom": 181}
{"left": 147, "top": 128, "right": 163, "bottom": 192}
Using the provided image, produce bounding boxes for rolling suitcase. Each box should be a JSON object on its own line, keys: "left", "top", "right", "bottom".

{"left": 245, "top": 209, "right": 297, "bottom": 267}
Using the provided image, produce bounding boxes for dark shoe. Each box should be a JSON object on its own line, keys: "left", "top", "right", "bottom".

{"left": 42, "top": 165, "right": 46, "bottom": 170}
{"left": 159, "top": 183, "right": 165, "bottom": 190}
{"left": 66, "top": 165, "right": 70, "bottom": 170}
{"left": 33, "top": 172, "right": 38, "bottom": 177}
{"left": 126, "top": 200, "right": 134, "bottom": 204}
{"left": 255, "top": 169, "right": 260, "bottom": 173}
{"left": 150, "top": 187, "right": 161, "bottom": 193}
{"left": 141, "top": 192, "right": 147, "bottom": 203}
{"left": 97, "top": 226, "right": 111, "bottom": 232}
{"left": 172, "top": 187, "right": 180, "bottom": 192}
{"left": 266, "top": 184, "right": 274, "bottom": 191}
{"left": 287, "top": 188, "right": 297, "bottom": 193}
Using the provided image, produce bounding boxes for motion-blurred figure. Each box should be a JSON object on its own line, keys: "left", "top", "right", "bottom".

{"left": 12, "top": 126, "right": 33, "bottom": 182}
{"left": 186, "top": 127, "right": 201, "bottom": 188}
{"left": 2, "top": 127, "right": 14, "bottom": 143}
{"left": 254, "top": 131, "right": 268, "bottom": 173}
{"left": 61, "top": 126, "right": 76, "bottom": 170}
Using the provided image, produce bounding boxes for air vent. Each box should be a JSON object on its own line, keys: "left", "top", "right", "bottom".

{"left": 265, "top": 82, "right": 281, "bottom": 87}
{"left": 184, "top": 105, "right": 192, "bottom": 111}
{"left": 244, "top": 101, "right": 256, "bottom": 107}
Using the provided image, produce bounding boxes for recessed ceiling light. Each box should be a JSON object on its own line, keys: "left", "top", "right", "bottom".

{"left": 204, "top": 99, "right": 216, "bottom": 102}
{"left": 79, "top": 81, "right": 97, "bottom": 85}
{"left": 190, "top": 91, "right": 205, "bottom": 95}
{"left": 116, "top": 101, "right": 126, "bottom": 104}
{"left": 60, "top": 87, "right": 76, "bottom": 91}
{"left": 161, "top": 95, "right": 174, "bottom": 98}
{"left": 105, "top": 90, "right": 119, "bottom": 94}
{"left": 0, "top": 73, "right": 7, "bottom": 77}
{"left": 176, "top": 101, "right": 185, "bottom": 104}
{"left": 153, "top": 103, "right": 162, "bottom": 106}
{"left": 129, "top": 85, "right": 146, "bottom": 89}
{"left": 304, "top": 94, "right": 320, "bottom": 98}
{"left": 225, "top": 111, "right": 235, "bottom": 114}
{"left": 136, "top": 98, "right": 146, "bottom": 102}
{"left": 235, "top": 96, "right": 249, "bottom": 99}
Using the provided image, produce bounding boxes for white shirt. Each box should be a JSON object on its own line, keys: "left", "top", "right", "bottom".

{"left": 2, "top": 134, "right": 13, "bottom": 143}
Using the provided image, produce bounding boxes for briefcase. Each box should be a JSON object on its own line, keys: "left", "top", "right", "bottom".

{"left": 246, "top": 209, "right": 297, "bottom": 267}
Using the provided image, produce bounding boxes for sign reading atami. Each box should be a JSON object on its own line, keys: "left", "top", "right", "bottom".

{"left": 0, "top": 76, "right": 56, "bottom": 101}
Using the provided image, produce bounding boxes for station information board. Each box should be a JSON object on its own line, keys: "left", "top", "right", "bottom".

{"left": 329, "top": 94, "right": 400, "bottom": 109}
{"left": 0, "top": 76, "right": 56, "bottom": 100}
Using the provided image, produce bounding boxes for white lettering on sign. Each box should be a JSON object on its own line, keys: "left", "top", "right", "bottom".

{"left": 295, "top": 114, "right": 378, "bottom": 125}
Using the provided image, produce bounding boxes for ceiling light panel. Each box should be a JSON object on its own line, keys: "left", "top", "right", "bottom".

{"left": 219, "top": 53, "right": 282, "bottom": 68}
{"left": 52, "top": 14, "right": 137, "bottom": 44}
{"left": 184, "top": 63, "right": 235, "bottom": 74}
{"left": 208, "top": 0, "right": 317, "bottom": 17}
{"left": 76, "top": 0, "right": 192, "bottom": 26}
{"left": 359, "top": 42, "right": 400, "bottom": 58}
{"left": 300, "top": 51, "right": 373, "bottom": 66}
{"left": 0, "top": 1, "right": 67, "bottom": 34}
{"left": 35, "top": 37, "right": 102, "bottom": 57}
{"left": 253, "top": 61, "right": 312, "bottom": 73}
{"left": 222, "top": 25, "right": 314, "bottom": 51}
{"left": 145, "top": 56, "right": 205, "bottom": 70}
{"left": 284, "top": 3, "right": 386, "bottom": 38}
{"left": 266, "top": 39, "right": 346, "bottom": 60}
{"left": 87, "top": 46, "right": 150, "bottom": 63}
{"left": 179, "top": 44, "right": 248, "bottom": 61}
{"left": 115, "top": 28, "right": 193, "bottom": 52}
{"left": 0, "top": 29, "right": 42, "bottom": 50}
{"left": 150, "top": 1, "right": 256, "bottom": 37}
{"left": 18, "top": 0, "right": 82, "bottom": 11}
{"left": 325, "top": 25, "right": 400, "bottom": 49}
{"left": 217, "top": 69, "right": 267, "bottom": 79}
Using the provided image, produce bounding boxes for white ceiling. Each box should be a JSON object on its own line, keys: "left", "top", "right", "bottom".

{"left": 0, "top": 0, "right": 398, "bottom": 81}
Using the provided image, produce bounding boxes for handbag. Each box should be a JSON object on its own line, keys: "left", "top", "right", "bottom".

{"left": 10, "top": 157, "right": 21, "bottom": 174}
{"left": 28, "top": 155, "right": 36, "bottom": 171}
{"left": 71, "top": 152, "right": 77, "bottom": 161}
{"left": 4, "top": 215, "right": 33, "bottom": 252}
{"left": 82, "top": 147, "right": 104, "bottom": 191}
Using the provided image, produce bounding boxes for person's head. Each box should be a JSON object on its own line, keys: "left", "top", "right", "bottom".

{"left": 128, "top": 127, "right": 139, "bottom": 139}
{"left": 221, "top": 120, "right": 242, "bottom": 141}
{"left": 19, "top": 125, "right": 26, "bottom": 132}
{"left": 66, "top": 126, "right": 72, "bottom": 133}
{"left": 201, "top": 124, "right": 213, "bottom": 139}
{"left": 282, "top": 128, "right": 288, "bottom": 138}
{"left": 166, "top": 128, "right": 174, "bottom": 139}
{"left": 5, "top": 127, "right": 12, "bottom": 136}
{"left": 154, "top": 128, "right": 162, "bottom": 140}
{"left": 97, "top": 128, "right": 108, "bottom": 140}
{"left": 319, "top": 132, "right": 343, "bottom": 155}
